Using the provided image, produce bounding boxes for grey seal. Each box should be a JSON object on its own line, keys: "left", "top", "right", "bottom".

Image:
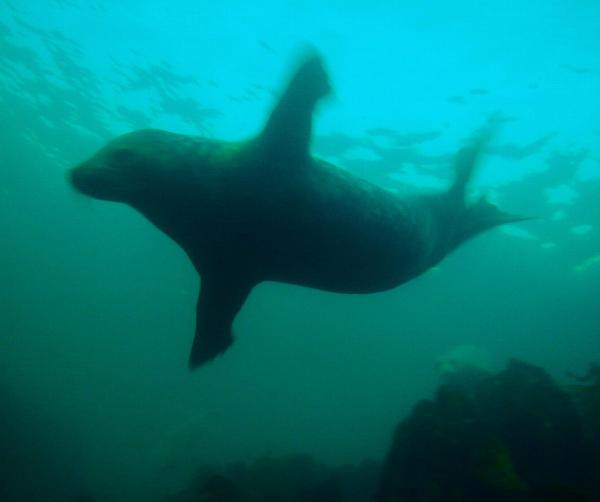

{"left": 70, "top": 53, "right": 525, "bottom": 369}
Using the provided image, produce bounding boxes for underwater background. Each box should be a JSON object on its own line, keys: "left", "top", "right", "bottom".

{"left": 1, "top": 0, "right": 599, "bottom": 500}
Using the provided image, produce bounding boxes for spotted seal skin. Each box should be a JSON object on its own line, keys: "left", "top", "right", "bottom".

{"left": 70, "top": 52, "right": 526, "bottom": 369}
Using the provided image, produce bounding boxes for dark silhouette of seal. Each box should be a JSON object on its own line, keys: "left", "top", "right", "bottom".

{"left": 69, "top": 52, "right": 526, "bottom": 369}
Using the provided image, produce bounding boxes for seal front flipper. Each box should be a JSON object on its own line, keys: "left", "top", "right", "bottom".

{"left": 189, "top": 273, "right": 255, "bottom": 369}
{"left": 259, "top": 51, "right": 331, "bottom": 162}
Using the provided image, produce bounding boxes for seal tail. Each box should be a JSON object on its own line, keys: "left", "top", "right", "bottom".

{"left": 458, "top": 195, "right": 531, "bottom": 243}
{"left": 447, "top": 131, "right": 531, "bottom": 245}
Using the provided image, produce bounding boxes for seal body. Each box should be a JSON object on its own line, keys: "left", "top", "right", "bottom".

{"left": 70, "top": 53, "right": 524, "bottom": 368}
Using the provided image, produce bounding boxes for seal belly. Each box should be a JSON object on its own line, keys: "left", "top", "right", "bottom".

{"left": 252, "top": 162, "right": 426, "bottom": 293}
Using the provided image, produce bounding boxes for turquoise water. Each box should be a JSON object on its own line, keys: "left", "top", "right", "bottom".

{"left": 1, "top": 1, "right": 599, "bottom": 500}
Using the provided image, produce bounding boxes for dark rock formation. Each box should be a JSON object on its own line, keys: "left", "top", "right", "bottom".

{"left": 375, "top": 359, "right": 598, "bottom": 502}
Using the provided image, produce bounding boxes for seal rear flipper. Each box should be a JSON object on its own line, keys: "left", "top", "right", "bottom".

{"left": 189, "top": 274, "right": 255, "bottom": 369}
{"left": 259, "top": 51, "right": 331, "bottom": 162}
{"left": 448, "top": 130, "right": 492, "bottom": 201}
{"left": 458, "top": 196, "right": 532, "bottom": 242}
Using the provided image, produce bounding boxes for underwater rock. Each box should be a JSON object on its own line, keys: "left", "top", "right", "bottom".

{"left": 168, "top": 453, "right": 378, "bottom": 502}
{"left": 0, "top": 382, "right": 91, "bottom": 502}
{"left": 375, "top": 359, "right": 597, "bottom": 501}
{"left": 336, "top": 460, "right": 381, "bottom": 502}
{"left": 197, "top": 474, "right": 258, "bottom": 502}
{"left": 435, "top": 345, "right": 493, "bottom": 394}
{"left": 567, "top": 362, "right": 600, "bottom": 471}
{"left": 166, "top": 360, "right": 600, "bottom": 501}
{"left": 167, "top": 469, "right": 257, "bottom": 502}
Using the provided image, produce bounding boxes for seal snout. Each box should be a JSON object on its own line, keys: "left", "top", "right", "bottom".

{"left": 68, "top": 162, "right": 125, "bottom": 202}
